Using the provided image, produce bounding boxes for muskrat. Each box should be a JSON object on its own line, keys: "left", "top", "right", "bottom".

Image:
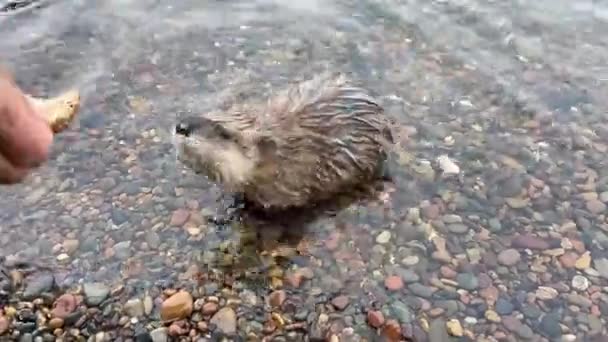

{"left": 174, "top": 72, "right": 394, "bottom": 211}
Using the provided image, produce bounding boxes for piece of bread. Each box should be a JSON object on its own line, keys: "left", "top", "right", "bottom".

{"left": 25, "top": 89, "right": 81, "bottom": 133}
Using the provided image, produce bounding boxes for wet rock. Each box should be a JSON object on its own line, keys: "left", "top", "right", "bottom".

{"left": 572, "top": 275, "right": 590, "bottom": 291}
{"left": 113, "top": 241, "right": 132, "bottom": 260}
{"left": 397, "top": 269, "right": 420, "bottom": 283}
{"left": 594, "top": 258, "right": 608, "bottom": 279}
{"left": 488, "top": 218, "right": 502, "bottom": 232}
{"left": 51, "top": 293, "right": 77, "bottom": 319}
{"left": 456, "top": 273, "right": 478, "bottom": 290}
{"left": 376, "top": 231, "right": 391, "bottom": 244}
{"left": 497, "top": 249, "right": 521, "bottom": 266}
{"left": 331, "top": 295, "right": 349, "bottom": 310}
{"left": 428, "top": 318, "right": 450, "bottom": 342}
{"left": 559, "top": 252, "right": 578, "bottom": 268}
{"left": 62, "top": 239, "right": 79, "bottom": 254}
{"left": 149, "top": 327, "right": 168, "bottom": 342}
{"left": 503, "top": 316, "right": 534, "bottom": 340}
{"left": 381, "top": 320, "right": 402, "bottom": 341}
{"left": 576, "top": 252, "right": 592, "bottom": 270}
{"left": 496, "top": 297, "right": 514, "bottom": 315}
{"left": 170, "top": 209, "right": 190, "bottom": 226}
{"left": 202, "top": 302, "right": 219, "bottom": 316}
{"left": 586, "top": 200, "right": 606, "bottom": 214}
{"left": 446, "top": 319, "right": 463, "bottom": 337}
{"left": 0, "top": 316, "right": 8, "bottom": 335}
{"left": 111, "top": 208, "right": 129, "bottom": 225}
{"left": 485, "top": 310, "right": 501, "bottom": 322}
{"left": 535, "top": 286, "right": 558, "bottom": 300}
{"left": 511, "top": 234, "right": 550, "bottom": 250}
{"left": 409, "top": 283, "right": 434, "bottom": 298}
{"left": 84, "top": 283, "right": 110, "bottom": 306}
{"left": 567, "top": 293, "right": 592, "bottom": 308}
{"left": 367, "top": 310, "right": 384, "bottom": 328}
{"left": 124, "top": 298, "right": 145, "bottom": 317}
{"left": 422, "top": 205, "right": 440, "bottom": 220}
{"left": 390, "top": 301, "right": 412, "bottom": 324}
{"left": 48, "top": 317, "right": 64, "bottom": 329}
{"left": 447, "top": 223, "right": 469, "bottom": 234}
{"left": 384, "top": 276, "right": 403, "bottom": 291}
{"left": 23, "top": 273, "right": 54, "bottom": 299}
{"left": 160, "top": 291, "right": 193, "bottom": 321}
{"left": 210, "top": 307, "right": 236, "bottom": 335}
{"left": 539, "top": 313, "right": 562, "bottom": 339}
{"left": 269, "top": 290, "right": 286, "bottom": 308}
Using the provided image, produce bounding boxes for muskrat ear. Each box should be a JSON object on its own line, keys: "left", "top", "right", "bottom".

{"left": 256, "top": 135, "right": 277, "bottom": 159}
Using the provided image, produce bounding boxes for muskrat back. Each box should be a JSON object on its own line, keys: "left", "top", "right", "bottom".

{"left": 174, "top": 72, "right": 394, "bottom": 210}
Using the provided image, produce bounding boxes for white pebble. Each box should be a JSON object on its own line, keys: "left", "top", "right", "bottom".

{"left": 572, "top": 275, "right": 590, "bottom": 291}
{"left": 437, "top": 155, "right": 460, "bottom": 175}
{"left": 376, "top": 231, "right": 392, "bottom": 244}
{"left": 56, "top": 253, "right": 69, "bottom": 261}
{"left": 464, "top": 317, "right": 477, "bottom": 325}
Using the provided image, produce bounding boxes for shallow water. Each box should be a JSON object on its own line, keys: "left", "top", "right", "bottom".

{"left": 1, "top": 0, "right": 608, "bottom": 340}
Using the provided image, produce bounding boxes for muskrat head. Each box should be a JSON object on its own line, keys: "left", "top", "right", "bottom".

{"left": 174, "top": 115, "right": 276, "bottom": 192}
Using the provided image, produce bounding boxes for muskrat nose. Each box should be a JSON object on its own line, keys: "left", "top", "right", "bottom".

{"left": 175, "top": 122, "right": 191, "bottom": 136}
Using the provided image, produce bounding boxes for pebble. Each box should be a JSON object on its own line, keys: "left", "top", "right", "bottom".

{"left": 124, "top": 298, "right": 145, "bottom": 317}
{"left": 428, "top": 318, "right": 450, "bottom": 341}
{"left": 572, "top": 275, "right": 590, "bottom": 291}
{"left": 447, "top": 223, "right": 469, "bottom": 234}
{"left": 23, "top": 273, "right": 54, "bottom": 299}
{"left": 62, "top": 239, "right": 79, "bottom": 254}
{"left": 437, "top": 155, "right": 460, "bottom": 174}
{"left": 210, "top": 307, "right": 237, "bottom": 335}
{"left": 376, "top": 231, "right": 391, "bottom": 244}
{"left": 51, "top": 293, "right": 77, "bottom": 319}
{"left": 269, "top": 290, "right": 286, "bottom": 308}
{"left": 160, "top": 291, "right": 193, "bottom": 321}
{"left": 539, "top": 313, "right": 562, "bottom": 338}
{"left": 576, "top": 252, "right": 592, "bottom": 270}
{"left": 0, "top": 316, "right": 8, "bottom": 335}
{"left": 456, "top": 273, "right": 478, "bottom": 290}
{"left": 149, "top": 327, "right": 168, "bottom": 342}
{"left": 559, "top": 252, "right": 578, "bottom": 268}
{"left": 381, "top": 319, "right": 402, "bottom": 340}
{"left": 497, "top": 248, "right": 521, "bottom": 266}
{"left": 502, "top": 316, "right": 534, "bottom": 340}
{"left": 202, "top": 302, "right": 219, "bottom": 315}
{"left": 535, "top": 286, "right": 559, "bottom": 300}
{"left": 367, "top": 310, "right": 384, "bottom": 328}
{"left": 84, "top": 283, "right": 110, "bottom": 306}
{"left": 384, "top": 276, "right": 404, "bottom": 291}
{"left": 48, "top": 318, "right": 64, "bottom": 330}
{"left": 390, "top": 301, "right": 412, "bottom": 324}
{"left": 511, "top": 234, "right": 550, "bottom": 250}
{"left": 331, "top": 295, "right": 349, "bottom": 310}
{"left": 496, "top": 298, "right": 514, "bottom": 315}
{"left": 112, "top": 241, "right": 132, "bottom": 260}
{"left": 485, "top": 310, "right": 501, "bottom": 322}
{"left": 409, "top": 283, "right": 434, "bottom": 298}
{"left": 398, "top": 269, "right": 420, "bottom": 283}
{"left": 566, "top": 293, "right": 592, "bottom": 308}
{"left": 594, "top": 258, "right": 608, "bottom": 279}
{"left": 586, "top": 199, "right": 606, "bottom": 214}
{"left": 446, "top": 319, "right": 463, "bottom": 337}
{"left": 170, "top": 209, "right": 190, "bottom": 226}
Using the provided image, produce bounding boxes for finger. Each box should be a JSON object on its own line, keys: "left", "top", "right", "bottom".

{"left": 0, "top": 80, "right": 53, "bottom": 168}
{"left": 0, "top": 152, "right": 28, "bottom": 184}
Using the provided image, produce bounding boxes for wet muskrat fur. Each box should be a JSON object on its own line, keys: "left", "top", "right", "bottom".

{"left": 174, "top": 72, "right": 394, "bottom": 212}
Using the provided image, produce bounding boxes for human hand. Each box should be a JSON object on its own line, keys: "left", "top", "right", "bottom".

{"left": 0, "top": 76, "right": 53, "bottom": 184}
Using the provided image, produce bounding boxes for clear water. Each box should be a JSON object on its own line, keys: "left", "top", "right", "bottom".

{"left": 1, "top": 0, "right": 607, "bottom": 339}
